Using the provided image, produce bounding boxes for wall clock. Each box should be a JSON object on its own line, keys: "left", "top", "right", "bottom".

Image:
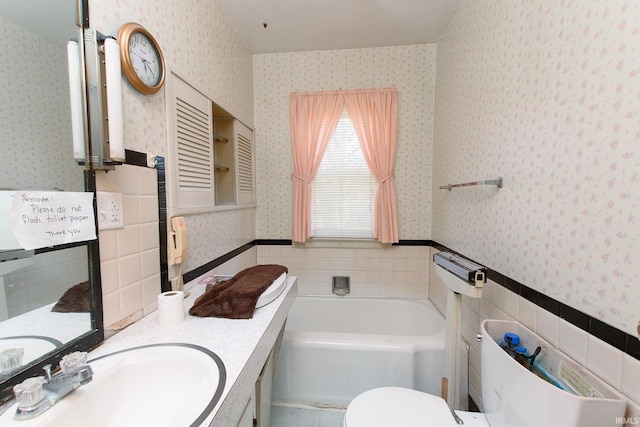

{"left": 117, "top": 22, "right": 166, "bottom": 95}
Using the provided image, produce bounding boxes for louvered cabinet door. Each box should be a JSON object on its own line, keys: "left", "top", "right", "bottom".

{"left": 234, "top": 120, "right": 254, "bottom": 205}
{"left": 168, "top": 74, "right": 215, "bottom": 211}
{"left": 167, "top": 72, "right": 254, "bottom": 212}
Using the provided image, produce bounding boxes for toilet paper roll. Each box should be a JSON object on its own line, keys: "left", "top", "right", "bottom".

{"left": 159, "top": 311, "right": 184, "bottom": 326}
{"left": 157, "top": 291, "right": 185, "bottom": 326}
{"left": 158, "top": 308, "right": 184, "bottom": 326}
{"left": 158, "top": 291, "right": 184, "bottom": 301}
{"left": 158, "top": 291, "right": 184, "bottom": 305}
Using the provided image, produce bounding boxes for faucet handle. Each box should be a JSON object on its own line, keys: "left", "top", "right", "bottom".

{"left": 60, "top": 351, "right": 88, "bottom": 373}
{"left": 13, "top": 377, "right": 46, "bottom": 410}
{"left": 0, "top": 348, "right": 24, "bottom": 372}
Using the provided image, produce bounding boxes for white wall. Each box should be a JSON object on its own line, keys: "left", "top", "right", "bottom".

{"left": 253, "top": 45, "right": 436, "bottom": 240}
{"left": 432, "top": 0, "right": 640, "bottom": 417}
{"left": 90, "top": 0, "right": 256, "bottom": 273}
{"left": 433, "top": 0, "right": 640, "bottom": 337}
{"left": 0, "top": 17, "right": 82, "bottom": 192}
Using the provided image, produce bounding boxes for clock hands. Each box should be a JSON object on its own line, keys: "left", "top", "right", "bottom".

{"left": 143, "top": 60, "right": 155, "bottom": 79}
{"left": 131, "top": 49, "right": 154, "bottom": 63}
{"left": 131, "top": 51, "right": 157, "bottom": 80}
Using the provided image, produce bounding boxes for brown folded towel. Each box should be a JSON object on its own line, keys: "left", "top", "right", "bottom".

{"left": 51, "top": 281, "right": 90, "bottom": 313}
{"left": 189, "top": 264, "right": 288, "bottom": 319}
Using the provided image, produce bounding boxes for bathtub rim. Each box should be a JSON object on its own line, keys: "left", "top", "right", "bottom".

{"left": 282, "top": 295, "right": 446, "bottom": 346}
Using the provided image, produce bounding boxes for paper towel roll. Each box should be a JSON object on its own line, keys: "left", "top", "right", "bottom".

{"left": 157, "top": 291, "right": 185, "bottom": 326}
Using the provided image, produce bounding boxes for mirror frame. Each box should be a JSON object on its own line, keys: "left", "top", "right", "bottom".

{"left": 0, "top": 1, "right": 104, "bottom": 405}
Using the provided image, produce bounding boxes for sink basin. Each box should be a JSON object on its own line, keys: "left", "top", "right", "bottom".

{"left": 256, "top": 272, "right": 286, "bottom": 308}
{"left": 0, "top": 343, "right": 226, "bottom": 426}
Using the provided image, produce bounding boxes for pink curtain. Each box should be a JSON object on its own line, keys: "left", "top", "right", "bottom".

{"left": 289, "top": 91, "right": 343, "bottom": 242}
{"left": 344, "top": 88, "right": 399, "bottom": 243}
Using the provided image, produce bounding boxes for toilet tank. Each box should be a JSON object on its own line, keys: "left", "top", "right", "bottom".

{"left": 480, "top": 320, "right": 627, "bottom": 427}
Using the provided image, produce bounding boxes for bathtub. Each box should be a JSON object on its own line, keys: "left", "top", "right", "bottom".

{"left": 272, "top": 296, "right": 446, "bottom": 408}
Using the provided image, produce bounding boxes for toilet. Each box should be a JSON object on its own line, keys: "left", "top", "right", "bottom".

{"left": 344, "top": 319, "right": 627, "bottom": 427}
{"left": 344, "top": 386, "right": 479, "bottom": 427}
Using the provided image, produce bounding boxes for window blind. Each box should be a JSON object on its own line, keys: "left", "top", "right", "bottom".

{"left": 311, "top": 107, "right": 377, "bottom": 238}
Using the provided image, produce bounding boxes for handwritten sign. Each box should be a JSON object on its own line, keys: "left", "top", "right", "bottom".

{"left": 10, "top": 191, "right": 96, "bottom": 250}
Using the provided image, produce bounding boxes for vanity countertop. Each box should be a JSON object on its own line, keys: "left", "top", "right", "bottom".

{"left": 89, "top": 275, "right": 298, "bottom": 427}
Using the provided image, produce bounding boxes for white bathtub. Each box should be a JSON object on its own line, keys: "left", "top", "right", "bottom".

{"left": 272, "top": 296, "right": 446, "bottom": 408}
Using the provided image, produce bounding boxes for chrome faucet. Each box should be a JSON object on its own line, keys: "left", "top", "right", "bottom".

{"left": 12, "top": 352, "right": 93, "bottom": 421}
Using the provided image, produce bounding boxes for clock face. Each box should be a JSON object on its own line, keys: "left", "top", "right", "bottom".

{"left": 128, "top": 32, "right": 163, "bottom": 87}
{"left": 118, "top": 23, "right": 165, "bottom": 95}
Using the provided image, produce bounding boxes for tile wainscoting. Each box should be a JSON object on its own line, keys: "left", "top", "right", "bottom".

{"left": 184, "top": 239, "right": 640, "bottom": 418}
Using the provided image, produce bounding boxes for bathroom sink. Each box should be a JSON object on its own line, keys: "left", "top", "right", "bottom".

{"left": 0, "top": 343, "right": 226, "bottom": 426}
{"left": 256, "top": 273, "right": 287, "bottom": 308}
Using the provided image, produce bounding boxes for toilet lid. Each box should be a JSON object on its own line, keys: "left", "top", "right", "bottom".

{"left": 344, "top": 387, "right": 458, "bottom": 427}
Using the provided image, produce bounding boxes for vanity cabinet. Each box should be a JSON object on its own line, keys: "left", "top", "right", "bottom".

{"left": 235, "top": 346, "right": 276, "bottom": 427}
{"left": 255, "top": 345, "right": 276, "bottom": 427}
{"left": 237, "top": 395, "right": 254, "bottom": 427}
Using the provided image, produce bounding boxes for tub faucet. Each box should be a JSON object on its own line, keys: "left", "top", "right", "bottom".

{"left": 12, "top": 352, "right": 93, "bottom": 421}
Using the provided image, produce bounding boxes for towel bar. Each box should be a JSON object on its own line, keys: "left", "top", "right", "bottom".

{"left": 439, "top": 177, "right": 503, "bottom": 191}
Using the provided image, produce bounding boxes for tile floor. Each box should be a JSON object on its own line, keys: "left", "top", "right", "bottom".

{"left": 270, "top": 403, "right": 345, "bottom": 427}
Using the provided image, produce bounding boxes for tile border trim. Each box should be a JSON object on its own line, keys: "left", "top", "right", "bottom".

{"left": 192, "top": 239, "right": 640, "bottom": 360}
{"left": 181, "top": 238, "right": 640, "bottom": 361}
{"left": 427, "top": 242, "right": 640, "bottom": 360}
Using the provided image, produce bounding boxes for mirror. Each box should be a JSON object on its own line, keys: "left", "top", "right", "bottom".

{"left": 0, "top": 0, "right": 103, "bottom": 401}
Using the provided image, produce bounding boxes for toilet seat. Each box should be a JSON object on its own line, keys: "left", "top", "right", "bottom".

{"left": 343, "top": 387, "right": 459, "bottom": 427}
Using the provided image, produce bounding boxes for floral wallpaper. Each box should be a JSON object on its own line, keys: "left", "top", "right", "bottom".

{"left": 90, "top": 0, "right": 256, "bottom": 272}
{"left": 253, "top": 45, "right": 437, "bottom": 239}
{"left": 90, "top": 0, "right": 254, "bottom": 155}
{"left": 433, "top": 0, "right": 640, "bottom": 336}
{"left": 0, "top": 17, "right": 82, "bottom": 192}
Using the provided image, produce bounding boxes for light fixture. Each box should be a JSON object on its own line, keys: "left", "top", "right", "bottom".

{"left": 67, "top": 40, "right": 86, "bottom": 162}
{"left": 71, "top": 28, "right": 124, "bottom": 170}
{"left": 104, "top": 37, "right": 124, "bottom": 162}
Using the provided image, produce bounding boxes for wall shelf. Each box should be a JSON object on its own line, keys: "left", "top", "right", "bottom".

{"left": 213, "top": 132, "right": 228, "bottom": 144}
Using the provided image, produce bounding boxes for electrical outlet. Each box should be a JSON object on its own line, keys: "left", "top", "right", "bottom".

{"left": 96, "top": 191, "right": 124, "bottom": 230}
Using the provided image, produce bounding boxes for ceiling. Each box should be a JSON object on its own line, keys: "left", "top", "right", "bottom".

{"left": 217, "top": 0, "right": 465, "bottom": 54}
{"left": 0, "top": 0, "right": 77, "bottom": 47}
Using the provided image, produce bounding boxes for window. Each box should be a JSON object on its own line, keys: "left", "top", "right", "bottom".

{"left": 290, "top": 87, "right": 398, "bottom": 243}
{"left": 311, "top": 107, "right": 377, "bottom": 238}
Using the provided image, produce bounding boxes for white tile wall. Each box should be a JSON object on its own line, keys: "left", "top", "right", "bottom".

{"left": 259, "top": 242, "right": 638, "bottom": 417}
{"left": 428, "top": 248, "right": 640, "bottom": 419}
{"left": 257, "top": 244, "right": 429, "bottom": 298}
{"left": 96, "top": 165, "right": 161, "bottom": 330}
{"left": 2, "top": 246, "right": 88, "bottom": 317}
